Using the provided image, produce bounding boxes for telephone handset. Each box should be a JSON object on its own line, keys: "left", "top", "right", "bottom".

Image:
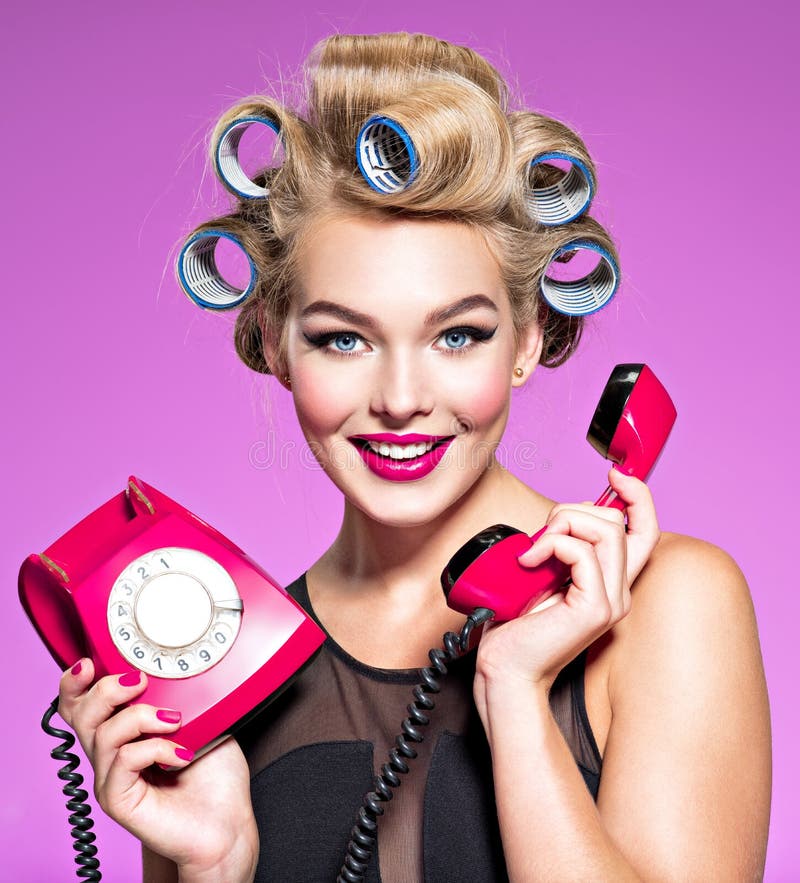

{"left": 441, "top": 363, "right": 677, "bottom": 621}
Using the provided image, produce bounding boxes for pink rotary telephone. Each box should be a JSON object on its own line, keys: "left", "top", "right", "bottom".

{"left": 19, "top": 476, "right": 325, "bottom": 757}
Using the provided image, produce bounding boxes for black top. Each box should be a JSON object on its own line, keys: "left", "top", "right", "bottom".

{"left": 235, "top": 573, "right": 603, "bottom": 883}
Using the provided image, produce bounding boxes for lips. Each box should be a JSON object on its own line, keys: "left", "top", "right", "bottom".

{"left": 349, "top": 433, "right": 455, "bottom": 482}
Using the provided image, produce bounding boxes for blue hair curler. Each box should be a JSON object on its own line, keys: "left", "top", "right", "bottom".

{"left": 177, "top": 230, "right": 257, "bottom": 310}
{"left": 214, "top": 116, "right": 282, "bottom": 199}
{"left": 527, "top": 152, "right": 594, "bottom": 226}
{"left": 356, "top": 116, "right": 418, "bottom": 194}
{"left": 540, "top": 240, "right": 619, "bottom": 316}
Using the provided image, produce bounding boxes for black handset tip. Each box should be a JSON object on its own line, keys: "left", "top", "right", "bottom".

{"left": 440, "top": 524, "right": 524, "bottom": 597}
{"left": 587, "top": 363, "right": 644, "bottom": 458}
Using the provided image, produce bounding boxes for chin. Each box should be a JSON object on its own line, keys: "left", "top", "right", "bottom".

{"left": 346, "top": 471, "right": 486, "bottom": 529}
{"left": 353, "top": 500, "right": 449, "bottom": 529}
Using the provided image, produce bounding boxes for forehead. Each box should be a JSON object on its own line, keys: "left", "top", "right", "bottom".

{"left": 293, "top": 212, "right": 507, "bottom": 313}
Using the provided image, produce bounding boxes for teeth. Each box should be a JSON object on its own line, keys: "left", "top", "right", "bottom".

{"left": 366, "top": 440, "right": 435, "bottom": 460}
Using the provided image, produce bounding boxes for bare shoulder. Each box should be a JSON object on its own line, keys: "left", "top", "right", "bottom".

{"left": 609, "top": 528, "right": 767, "bottom": 716}
{"left": 633, "top": 528, "right": 750, "bottom": 600}
{"left": 612, "top": 531, "right": 756, "bottom": 666}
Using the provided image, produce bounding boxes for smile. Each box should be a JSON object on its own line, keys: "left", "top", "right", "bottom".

{"left": 349, "top": 433, "right": 455, "bottom": 482}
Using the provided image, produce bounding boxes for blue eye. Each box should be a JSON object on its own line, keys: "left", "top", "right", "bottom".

{"left": 439, "top": 326, "right": 497, "bottom": 352}
{"left": 443, "top": 330, "right": 470, "bottom": 349}
{"left": 332, "top": 333, "right": 358, "bottom": 352}
{"left": 303, "top": 329, "right": 366, "bottom": 356}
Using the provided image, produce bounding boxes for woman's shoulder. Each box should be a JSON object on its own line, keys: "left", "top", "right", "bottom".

{"left": 596, "top": 529, "right": 770, "bottom": 879}
{"left": 629, "top": 529, "right": 751, "bottom": 614}
{"left": 608, "top": 529, "right": 761, "bottom": 699}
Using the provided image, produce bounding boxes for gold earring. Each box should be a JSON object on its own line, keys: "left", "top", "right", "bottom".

{"left": 284, "top": 375, "right": 291, "bottom": 385}
{"left": 513, "top": 367, "right": 524, "bottom": 378}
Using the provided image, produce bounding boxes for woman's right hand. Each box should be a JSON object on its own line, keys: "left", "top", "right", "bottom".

{"left": 58, "top": 658, "right": 258, "bottom": 882}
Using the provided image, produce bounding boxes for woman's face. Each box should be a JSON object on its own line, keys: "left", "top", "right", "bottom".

{"left": 280, "top": 212, "right": 541, "bottom": 527}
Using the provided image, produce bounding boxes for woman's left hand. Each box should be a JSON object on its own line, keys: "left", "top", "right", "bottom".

{"left": 474, "top": 467, "right": 661, "bottom": 695}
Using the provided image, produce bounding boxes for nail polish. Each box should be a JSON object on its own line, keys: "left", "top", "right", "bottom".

{"left": 71, "top": 661, "right": 82, "bottom": 676}
{"left": 174, "top": 747, "right": 194, "bottom": 762}
{"left": 156, "top": 709, "right": 181, "bottom": 724}
{"left": 118, "top": 671, "right": 141, "bottom": 687}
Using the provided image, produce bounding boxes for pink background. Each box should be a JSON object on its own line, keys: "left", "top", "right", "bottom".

{"left": 3, "top": 1, "right": 796, "bottom": 878}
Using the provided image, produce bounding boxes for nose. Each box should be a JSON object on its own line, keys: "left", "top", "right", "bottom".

{"left": 370, "top": 350, "right": 434, "bottom": 423}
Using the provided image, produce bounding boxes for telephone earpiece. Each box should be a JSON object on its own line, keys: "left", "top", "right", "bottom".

{"left": 441, "top": 364, "right": 677, "bottom": 621}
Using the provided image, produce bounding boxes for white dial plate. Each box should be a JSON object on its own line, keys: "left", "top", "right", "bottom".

{"left": 107, "top": 547, "right": 242, "bottom": 678}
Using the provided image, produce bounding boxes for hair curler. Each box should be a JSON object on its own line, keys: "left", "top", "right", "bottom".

{"left": 527, "top": 151, "right": 594, "bottom": 226}
{"left": 356, "top": 115, "right": 418, "bottom": 194}
{"left": 441, "top": 364, "right": 677, "bottom": 621}
{"left": 214, "top": 115, "right": 282, "bottom": 200}
{"left": 540, "top": 239, "right": 619, "bottom": 317}
{"left": 176, "top": 229, "right": 257, "bottom": 310}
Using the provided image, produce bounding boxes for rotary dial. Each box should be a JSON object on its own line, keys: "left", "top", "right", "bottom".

{"left": 107, "top": 547, "right": 242, "bottom": 678}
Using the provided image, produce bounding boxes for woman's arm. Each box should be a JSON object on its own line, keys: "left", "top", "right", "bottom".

{"left": 141, "top": 825, "right": 259, "bottom": 883}
{"left": 142, "top": 845, "right": 178, "bottom": 882}
{"left": 597, "top": 534, "right": 770, "bottom": 878}
{"left": 481, "top": 533, "right": 770, "bottom": 882}
{"left": 142, "top": 843, "right": 260, "bottom": 883}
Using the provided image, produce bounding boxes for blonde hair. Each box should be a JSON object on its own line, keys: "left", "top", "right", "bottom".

{"left": 186, "top": 32, "right": 619, "bottom": 374}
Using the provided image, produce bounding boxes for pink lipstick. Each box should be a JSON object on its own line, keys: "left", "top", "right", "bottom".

{"left": 350, "top": 433, "right": 455, "bottom": 482}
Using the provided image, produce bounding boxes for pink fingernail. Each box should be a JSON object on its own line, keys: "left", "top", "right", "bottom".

{"left": 156, "top": 709, "right": 181, "bottom": 724}
{"left": 71, "top": 661, "right": 82, "bottom": 676}
{"left": 174, "top": 747, "right": 194, "bottom": 762}
{"left": 118, "top": 671, "right": 141, "bottom": 687}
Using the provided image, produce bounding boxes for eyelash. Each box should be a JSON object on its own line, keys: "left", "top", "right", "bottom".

{"left": 303, "top": 325, "right": 498, "bottom": 358}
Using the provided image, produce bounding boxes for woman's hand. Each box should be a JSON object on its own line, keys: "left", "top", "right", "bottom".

{"left": 58, "top": 662, "right": 258, "bottom": 882}
{"left": 474, "top": 467, "right": 660, "bottom": 698}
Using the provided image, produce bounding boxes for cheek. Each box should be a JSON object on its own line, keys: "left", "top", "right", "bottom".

{"left": 290, "top": 369, "right": 355, "bottom": 439}
{"left": 442, "top": 360, "right": 511, "bottom": 430}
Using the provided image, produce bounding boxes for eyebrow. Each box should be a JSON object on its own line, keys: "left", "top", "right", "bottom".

{"left": 299, "top": 294, "right": 500, "bottom": 328}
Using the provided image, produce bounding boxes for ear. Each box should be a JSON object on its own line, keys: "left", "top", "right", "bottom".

{"left": 512, "top": 321, "right": 544, "bottom": 388}
{"left": 262, "top": 327, "right": 291, "bottom": 391}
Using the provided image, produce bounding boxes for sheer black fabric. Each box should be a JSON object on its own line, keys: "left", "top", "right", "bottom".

{"left": 235, "top": 573, "right": 602, "bottom": 882}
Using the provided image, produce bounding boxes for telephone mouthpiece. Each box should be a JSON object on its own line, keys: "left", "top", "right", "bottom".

{"left": 440, "top": 524, "right": 565, "bottom": 621}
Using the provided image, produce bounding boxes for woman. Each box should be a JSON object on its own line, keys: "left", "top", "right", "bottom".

{"left": 57, "top": 32, "right": 771, "bottom": 882}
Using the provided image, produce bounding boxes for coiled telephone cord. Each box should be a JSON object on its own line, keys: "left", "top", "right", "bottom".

{"left": 42, "top": 698, "right": 102, "bottom": 881}
{"left": 336, "top": 606, "right": 495, "bottom": 883}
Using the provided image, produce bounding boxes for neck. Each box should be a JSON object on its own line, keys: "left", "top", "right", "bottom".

{"left": 313, "top": 459, "right": 553, "bottom": 603}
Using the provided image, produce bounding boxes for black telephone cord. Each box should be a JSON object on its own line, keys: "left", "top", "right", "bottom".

{"left": 42, "top": 697, "right": 102, "bottom": 881}
{"left": 336, "top": 606, "right": 495, "bottom": 883}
